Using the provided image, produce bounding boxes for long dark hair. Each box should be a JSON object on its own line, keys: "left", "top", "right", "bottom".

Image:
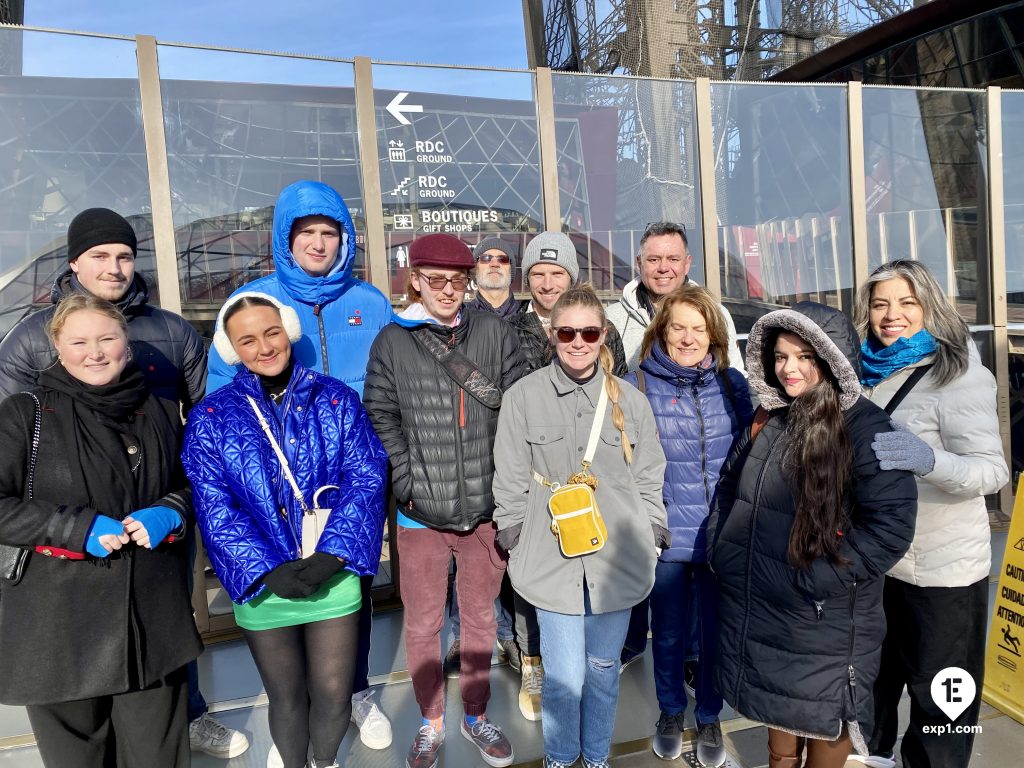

{"left": 764, "top": 329, "right": 853, "bottom": 568}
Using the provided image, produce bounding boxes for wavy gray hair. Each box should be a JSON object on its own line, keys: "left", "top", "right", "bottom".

{"left": 853, "top": 260, "right": 969, "bottom": 387}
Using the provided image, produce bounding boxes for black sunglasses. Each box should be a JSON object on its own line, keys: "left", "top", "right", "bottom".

{"left": 477, "top": 253, "right": 511, "bottom": 265}
{"left": 553, "top": 326, "right": 603, "bottom": 344}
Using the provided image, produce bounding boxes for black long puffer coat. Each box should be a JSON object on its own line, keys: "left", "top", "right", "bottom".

{"left": 363, "top": 307, "right": 529, "bottom": 531}
{"left": 708, "top": 302, "right": 917, "bottom": 752}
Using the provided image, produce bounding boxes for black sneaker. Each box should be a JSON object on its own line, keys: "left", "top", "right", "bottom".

{"left": 696, "top": 720, "right": 726, "bottom": 768}
{"left": 497, "top": 637, "right": 522, "bottom": 673}
{"left": 652, "top": 711, "right": 685, "bottom": 760}
{"left": 443, "top": 640, "right": 461, "bottom": 678}
{"left": 619, "top": 647, "right": 643, "bottom": 676}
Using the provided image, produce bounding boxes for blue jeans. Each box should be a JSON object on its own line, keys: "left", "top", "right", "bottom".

{"left": 449, "top": 574, "right": 514, "bottom": 644}
{"left": 650, "top": 561, "right": 722, "bottom": 724}
{"left": 536, "top": 592, "right": 630, "bottom": 765}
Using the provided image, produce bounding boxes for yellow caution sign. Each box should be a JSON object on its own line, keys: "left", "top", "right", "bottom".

{"left": 984, "top": 482, "right": 1024, "bottom": 725}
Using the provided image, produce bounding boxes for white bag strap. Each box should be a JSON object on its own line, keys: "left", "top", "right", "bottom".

{"left": 246, "top": 395, "right": 309, "bottom": 514}
{"left": 533, "top": 381, "right": 609, "bottom": 489}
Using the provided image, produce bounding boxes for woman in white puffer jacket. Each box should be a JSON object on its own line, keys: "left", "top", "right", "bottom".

{"left": 853, "top": 259, "right": 1008, "bottom": 768}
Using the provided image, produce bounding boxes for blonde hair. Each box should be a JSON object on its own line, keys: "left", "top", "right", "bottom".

{"left": 48, "top": 293, "right": 127, "bottom": 343}
{"left": 551, "top": 284, "right": 633, "bottom": 464}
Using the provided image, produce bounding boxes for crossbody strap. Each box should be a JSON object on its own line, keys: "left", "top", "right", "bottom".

{"left": 246, "top": 395, "right": 309, "bottom": 514}
{"left": 882, "top": 364, "right": 934, "bottom": 415}
{"left": 411, "top": 326, "right": 503, "bottom": 409}
{"left": 582, "top": 383, "right": 609, "bottom": 468}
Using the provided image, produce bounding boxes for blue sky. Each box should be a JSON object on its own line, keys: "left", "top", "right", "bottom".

{"left": 25, "top": 0, "right": 529, "bottom": 69}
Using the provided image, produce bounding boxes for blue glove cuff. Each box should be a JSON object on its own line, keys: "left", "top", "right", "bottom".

{"left": 132, "top": 506, "right": 184, "bottom": 545}
{"left": 85, "top": 515, "right": 124, "bottom": 558}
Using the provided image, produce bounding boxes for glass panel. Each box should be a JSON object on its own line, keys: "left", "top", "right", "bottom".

{"left": 712, "top": 83, "right": 852, "bottom": 335}
{"left": 1002, "top": 92, "right": 1024, "bottom": 489}
{"left": 551, "top": 74, "right": 702, "bottom": 297}
{"left": 158, "top": 47, "right": 361, "bottom": 304}
{"left": 862, "top": 86, "right": 988, "bottom": 325}
{"left": 372, "top": 64, "right": 541, "bottom": 302}
{"left": 0, "top": 30, "right": 153, "bottom": 336}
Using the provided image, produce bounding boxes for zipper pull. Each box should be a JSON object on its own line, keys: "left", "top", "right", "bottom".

{"left": 848, "top": 665, "right": 857, "bottom": 686}
{"left": 313, "top": 304, "right": 321, "bottom": 316}
{"left": 813, "top": 600, "right": 825, "bottom": 620}
{"left": 279, "top": 507, "right": 288, "bottom": 519}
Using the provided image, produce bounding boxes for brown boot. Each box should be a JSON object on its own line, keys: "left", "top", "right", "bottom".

{"left": 518, "top": 655, "right": 543, "bottom": 721}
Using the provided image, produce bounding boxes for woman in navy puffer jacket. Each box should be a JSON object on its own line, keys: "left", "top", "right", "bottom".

{"left": 626, "top": 284, "right": 752, "bottom": 766}
{"left": 183, "top": 292, "right": 387, "bottom": 768}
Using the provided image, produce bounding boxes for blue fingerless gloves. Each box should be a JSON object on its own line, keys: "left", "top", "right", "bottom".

{"left": 85, "top": 515, "right": 125, "bottom": 558}
{"left": 132, "top": 506, "right": 184, "bottom": 547}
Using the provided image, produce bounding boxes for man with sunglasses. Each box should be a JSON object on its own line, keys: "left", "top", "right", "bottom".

{"left": 468, "top": 237, "right": 524, "bottom": 319}
{"left": 364, "top": 233, "right": 528, "bottom": 768}
{"left": 607, "top": 221, "right": 742, "bottom": 375}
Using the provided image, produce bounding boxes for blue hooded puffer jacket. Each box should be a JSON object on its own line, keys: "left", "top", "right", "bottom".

{"left": 206, "top": 180, "right": 392, "bottom": 396}
{"left": 626, "top": 342, "right": 753, "bottom": 562}
{"left": 183, "top": 363, "right": 389, "bottom": 604}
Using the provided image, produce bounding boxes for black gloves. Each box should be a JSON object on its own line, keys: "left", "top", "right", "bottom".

{"left": 262, "top": 561, "right": 317, "bottom": 599}
{"left": 294, "top": 552, "right": 345, "bottom": 589}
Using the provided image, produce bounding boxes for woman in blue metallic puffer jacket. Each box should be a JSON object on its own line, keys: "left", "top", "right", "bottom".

{"left": 183, "top": 291, "right": 388, "bottom": 768}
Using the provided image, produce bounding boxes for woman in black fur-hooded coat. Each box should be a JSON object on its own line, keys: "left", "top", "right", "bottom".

{"left": 707, "top": 302, "right": 917, "bottom": 768}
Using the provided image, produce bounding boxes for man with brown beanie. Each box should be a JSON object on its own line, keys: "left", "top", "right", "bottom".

{"left": 468, "top": 236, "right": 523, "bottom": 319}
{"left": 0, "top": 208, "right": 250, "bottom": 761}
{"left": 363, "top": 233, "right": 528, "bottom": 768}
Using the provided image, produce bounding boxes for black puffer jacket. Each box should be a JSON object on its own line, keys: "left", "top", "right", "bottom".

{"left": 363, "top": 307, "right": 529, "bottom": 530}
{"left": 507, "top": 310, "right": 628, "bottom": 376}
{"left": 0, "top": 269, "right": 207, "bottom": 411}
{"left": 708, "top": 302, "right": 917, "bottom": 751}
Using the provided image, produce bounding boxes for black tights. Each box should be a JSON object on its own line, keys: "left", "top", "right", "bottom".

{"left": 244, "top": 613, "right": 359, "bottom": 768}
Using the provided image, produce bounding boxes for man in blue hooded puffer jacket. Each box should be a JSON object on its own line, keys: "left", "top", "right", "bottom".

{"left": 207, "top": 180, "right": 394, "bottom": 750}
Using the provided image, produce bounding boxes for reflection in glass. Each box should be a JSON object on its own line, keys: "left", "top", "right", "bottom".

{"left": 0, "top": 30, "right": 154, "bottom": 336}
{"left": 551, "top": 74, "right": 702, "bottom": 296}
{"left": 862, "top": 86, "right": 988, "bottom": 325}
{"left": 159, "top": 47, "right": 363, "bottom": 303}
{"left": 712, "top": 83, "right": 851, "bottom": 334}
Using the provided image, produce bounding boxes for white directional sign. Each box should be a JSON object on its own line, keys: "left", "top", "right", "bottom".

{"left": 386, "top": 92, "right": 423, "bottom": 125}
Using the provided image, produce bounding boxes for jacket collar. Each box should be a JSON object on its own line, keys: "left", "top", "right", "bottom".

{"left": 50, "top": 266, "right": 149, "bottom": 313}
{"left": 641, "top": 341, "right": 715, "bottom": 387}
{"left": 547, "top": 359, "right": 605, "bottom": 405}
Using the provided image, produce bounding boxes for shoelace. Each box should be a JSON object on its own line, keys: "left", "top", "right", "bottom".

{"left": 470, "top": 719, "right": 503, "bottom": 744}
{"left": 656, "top": 713, "right": 680, "bottom": 732}
{"left": 524, "top": 664, "right": 544, "bottom": 694}
{"left": 198, "top": 717, "right": 231, "bottom": 741}
{"left": 414, "top": 725, "right": 440, "bottom": 752}
{"left": 700, "top": 722, "right": 723, "bottom": 746}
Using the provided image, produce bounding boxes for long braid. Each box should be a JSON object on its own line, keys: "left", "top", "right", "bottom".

{"left": 600, "top": 345, "right": 633, "bottom": 464}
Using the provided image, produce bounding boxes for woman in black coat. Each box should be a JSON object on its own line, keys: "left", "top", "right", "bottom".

{"left": 708, "top": 302, "right": 917, "bottom": 768}
{"left": 0, "top": 294, "right": 202, "bottom": 768}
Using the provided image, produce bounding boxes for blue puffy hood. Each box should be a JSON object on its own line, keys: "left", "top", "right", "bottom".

{"left": 272, "top": 180, "right": 358, "bottom": 306}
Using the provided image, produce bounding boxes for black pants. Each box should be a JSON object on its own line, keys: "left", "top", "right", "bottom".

{"left": 868, "top": 576, "right": 988, "bottom": 768}
{"left": 27, "top": 668, "right": 188, "bottom": 768}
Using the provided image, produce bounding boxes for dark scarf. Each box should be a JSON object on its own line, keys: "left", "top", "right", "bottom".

{"left": 38, "top": 363, "right": 180, "bottom": 518}
{"left": 635, "top": 281, "right": 658, "bottom": 320}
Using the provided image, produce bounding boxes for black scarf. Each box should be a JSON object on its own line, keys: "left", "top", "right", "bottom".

{"left": 38, "top": 363, "right": 180, "bottom": 518}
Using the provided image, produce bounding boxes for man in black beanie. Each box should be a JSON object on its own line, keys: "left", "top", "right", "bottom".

{"left": 0, "top": 208, "right": 251, "bottom": 760}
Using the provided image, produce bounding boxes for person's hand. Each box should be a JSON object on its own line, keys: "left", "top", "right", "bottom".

{"left": 872, "top": 420, "right": 935, "bottom": 476}
{"left": 293, "top": 552, "right": 345, "bottom": 589}
{"left": 124, "top": 506, "right": 182, "bottom": 549}
{"left": 263, "top": 561, "right": 318, "bottom": 599}
{"left": 85, "top": 515, "right": 130, "bottom": 558}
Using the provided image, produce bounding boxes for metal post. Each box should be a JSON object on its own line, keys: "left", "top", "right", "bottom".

{"left": 535, "top": 67, "right": 561, "bottom": 231}
{"left": 354, "top": 57, "right": 389, "bottom": 298}
{"left": 849, "top": 81, "right": 869, "bottom": 290}
{"left": 695, "top": 78, "right": 721, "bottom": 298}
{"left": 135, "top": 35, "right": 182, "bottom": 315}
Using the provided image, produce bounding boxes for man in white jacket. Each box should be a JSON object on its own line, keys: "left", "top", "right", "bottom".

{"left": 607, "top": 222, "right": 743, "bottom": 374}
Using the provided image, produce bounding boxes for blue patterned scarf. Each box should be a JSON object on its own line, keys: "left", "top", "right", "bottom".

{"left": 860, "top": 329, "right": 937, "bottom": 387}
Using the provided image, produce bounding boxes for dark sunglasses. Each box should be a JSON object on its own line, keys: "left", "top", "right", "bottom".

{"left": 417, "top": 272, "right": 469, "bottom": 291}
{"left": 477, "top": 253, "right": 511, "bottom": 265}
{"left": 553, "top": 326, "right": 603, "bottom": 344}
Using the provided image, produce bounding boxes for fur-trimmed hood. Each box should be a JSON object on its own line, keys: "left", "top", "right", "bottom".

{"left": 745, "top": 302, "right": 862, "bottom": 411}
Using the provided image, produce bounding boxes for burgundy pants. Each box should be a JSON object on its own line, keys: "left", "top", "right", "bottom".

{"left": 398, "top": 522, "right": 506, "bottom": 717}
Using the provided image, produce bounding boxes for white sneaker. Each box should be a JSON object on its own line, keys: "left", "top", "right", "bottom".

{"left": 847, "top": 754, "right": 896, "bottom": 768}
{"left": 267, "top": 743, "right": 283, "bottom": 768}
{"left": 351, "top": 689, "right": 393, "bottom": 749}
{"left": 189, "top": 712, "right": 250, "bottom": 758}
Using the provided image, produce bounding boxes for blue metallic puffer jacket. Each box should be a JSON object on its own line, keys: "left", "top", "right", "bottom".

{"left": 183, "top": 363, "right": 388, "bottom": 603}
{"left": 206, "top": 180, "right": 393, "bottom": 396}
{"left": 626, "top": 342, "right": 752, "bottom": 562}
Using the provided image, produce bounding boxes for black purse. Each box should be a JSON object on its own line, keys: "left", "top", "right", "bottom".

{"left": 1, "top": 393, "right": 42, "bottom": 585}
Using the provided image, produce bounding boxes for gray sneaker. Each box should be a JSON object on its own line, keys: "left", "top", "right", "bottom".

{"left": 696, "top": 720, "right": 726, "bottom": 768}
{"left": 652, "top": 711, "right": 685, "bottom": 760}
{"left": 406, "top": 723, "right": 444, "bottom": 768}
{"left": 498, "top": 637, "right": 522, "bottom": 673}
{"left": 460, "top": 716, "right": 514, "bottom": 767}
{"left": 188, "top": 713, "right": 250, "bottom": 758}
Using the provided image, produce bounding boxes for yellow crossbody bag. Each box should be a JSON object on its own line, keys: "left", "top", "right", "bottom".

{"left": 532, "top": 384, "right": 609, "bottom": 558}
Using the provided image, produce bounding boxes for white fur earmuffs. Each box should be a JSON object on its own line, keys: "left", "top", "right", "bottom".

{"left": 212, "top": 291, "right": 303, "bottom": 365}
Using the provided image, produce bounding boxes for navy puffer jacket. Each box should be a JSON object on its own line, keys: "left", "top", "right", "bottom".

{"left": 626, "top": 342, "right": 752, "bottom": 562}
{"left": 183, "top": 363, "right": 388, "bottom": 603}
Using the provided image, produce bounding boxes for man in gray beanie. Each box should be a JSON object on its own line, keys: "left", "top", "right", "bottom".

{"left": 467, "top": 236, "right": 523, "bottom": 319}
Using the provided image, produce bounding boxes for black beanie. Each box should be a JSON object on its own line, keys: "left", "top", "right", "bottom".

{"left": 67, "top": 208, "right": 138, "bottom": 263}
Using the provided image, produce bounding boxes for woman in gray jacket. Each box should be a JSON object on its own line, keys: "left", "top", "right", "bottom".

{"left": 853, "top": 260, "right": 1008, "bottom": 768}
{"left": 493, "top": 285, "right": 668, "bottom": 768}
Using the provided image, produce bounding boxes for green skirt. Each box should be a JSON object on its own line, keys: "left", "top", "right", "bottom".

{"left": 234, "top": 570, "right": 361, "bottom": 631}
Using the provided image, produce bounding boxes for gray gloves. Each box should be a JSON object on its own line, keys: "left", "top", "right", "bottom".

{"left": 872, "top": 420, "right": 935, "bottom": 476}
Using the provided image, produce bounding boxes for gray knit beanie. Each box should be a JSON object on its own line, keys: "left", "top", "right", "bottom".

{"left": 521, "top": 231, "right": 580, "bottom": 282}
{"left": 473, "top": 236, "right": 519, "bottom": 264}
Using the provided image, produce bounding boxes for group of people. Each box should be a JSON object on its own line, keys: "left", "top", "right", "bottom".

{"left": 0, "top": 181, "right": 1006, "bottom": 768}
